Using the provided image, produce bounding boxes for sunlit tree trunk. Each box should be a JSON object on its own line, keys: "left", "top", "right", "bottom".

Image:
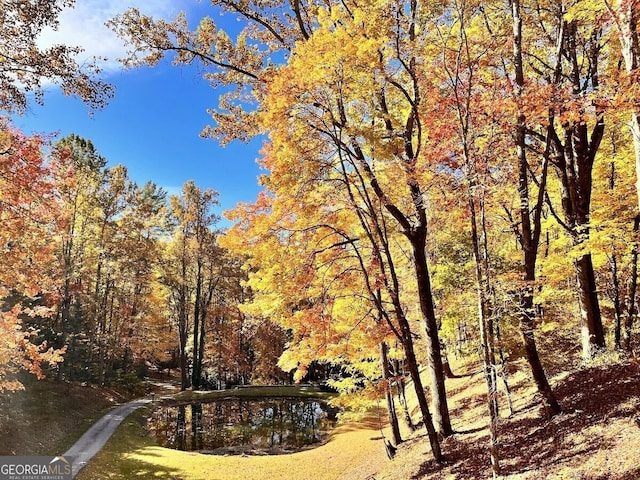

{"left": 401, "top": 333, "right": 443, "bottom": 462}
{"left": 409, "top": 233, "right": 453, "bottom": 437}
{"left": 512, "top": 0, "right": 561, "bottom": 416}
{"left": 337, "top": 153, "right": 444, "bottom": 461}
{"left": 460, "top": 132, "right": 501, "bottom": 472}
{"left": 192, "top": 261, "right": 203, "bottom": 389}
{"left": 548, "top": 18, "right": 606, "bottom": 360}
{"left": 178, "top": 236, "right": 191, "bottom": 391}
{"left": 380, "top": 341, "right": 402, "bottom": 447}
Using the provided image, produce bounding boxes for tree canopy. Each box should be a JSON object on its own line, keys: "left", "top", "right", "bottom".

{"left": 0, "top": 0, "right": 113, "bottom": 114}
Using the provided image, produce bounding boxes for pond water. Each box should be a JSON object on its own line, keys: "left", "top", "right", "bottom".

{"left": 148, "top": 397, "right": 338, "bottom": 454}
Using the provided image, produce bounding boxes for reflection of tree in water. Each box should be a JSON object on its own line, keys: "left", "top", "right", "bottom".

{"left": 175, "top": 405, "right": 186, "bottom": 451}
{"left": 148, "top": 397, "right": 336, "bottom": 453}
{"left": 191, "top": 403, "right": 203, "bottom": 450}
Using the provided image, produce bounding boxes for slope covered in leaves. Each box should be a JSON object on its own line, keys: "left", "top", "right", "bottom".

{"left": 374, "top": 357, "right": 640, "bottom": 480}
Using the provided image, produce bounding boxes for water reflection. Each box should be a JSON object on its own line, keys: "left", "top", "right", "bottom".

{"left": 149, "top": 397, "right": 337, "bottom": 454}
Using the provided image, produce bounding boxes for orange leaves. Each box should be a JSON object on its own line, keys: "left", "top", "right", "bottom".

{"left": 0, "top": 121, "right": 66, "bottom": 390}
{"left": 0, "top": 302, "right": 61, "bottom": 392}
{"left": 0, "top": 122, "right": 60, "bottom": 294}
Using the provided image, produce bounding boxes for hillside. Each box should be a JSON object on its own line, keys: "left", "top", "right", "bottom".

{"left": 374, "top": 359, "right": 640, "bottom": 480}
{"left": 0, "top": 376, "right": 126, "bottom": 456}
{"left": 1, "top": 356, "right": 639, "bottom": 479}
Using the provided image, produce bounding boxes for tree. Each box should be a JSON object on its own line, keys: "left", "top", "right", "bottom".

{"left": 433, "top": 1, "right": 505, "bottom": 470}
{"left": 604, "top": 0, "right": 640, "bottom": 350}
{"left": 509, "top": 0, "right": 561, "bottom": 415}
{"left": 0, "top": 0, "right": 113, "bottom": 113}
{"left": 204, "top": 253, "right": 252, "bottom": 388}
{"left": 0, "top": 121, "right": 65, "bottom": 391}
{"left": 50, "top": 139, "right": 173, "bottom": 385}
{"left": 223, "top": 150, "right": 444, "bottom": 460}
{"left": 163, "top": 181, "right": 221, "bottom": 390}
{"left": 111, "top": 0, "right": 453, "bottom": 438}
{"left": 538, "top": 5, "right": 606, "bottom": 360}
{"left": 52, "top": 134, "right": 107, "bottom": 381}
{"left": 605, "top": 0, "right": 640, "bottom": 210}
{"left": 109, "top": 181, "right": 171, "bottom": 376}
{"left": 588, "top": 128, "right": 637, "bottom": 350}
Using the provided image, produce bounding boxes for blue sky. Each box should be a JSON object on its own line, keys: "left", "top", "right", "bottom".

{"left": 11, "top": 0, "right": 264, "bottom": 227}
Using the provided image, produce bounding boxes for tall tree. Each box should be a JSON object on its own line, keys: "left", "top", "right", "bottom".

{"left": 510, "top": 0, "right": 562, "bottom": 414}
{"left": 164, "top": 181, "right": 220, "bottom": 390}
{"left": 0, "top": 121, "right": 65, "bottom": 391}
{"left": 112, "top": 0, "right": 453, "bottom": 437}
{"left": 91, "top": 165, "right": 132, "bottom": 385}
{"left": 223, "top": 149, "right": 444, "bottom": 461}
{"left": 507, "top": 2, "right": 611, "bottom": 361}
{"left": 434, "top": 1, "right": 504, "bottom": 470}
{"left": 110, "top": 181, "right": 171, "bottom": 374}
{"left": 52, "top": 134, "right": 107, "bottom": 381}
{"left": 604, "top": 0, "right": 640, "bottom": 350}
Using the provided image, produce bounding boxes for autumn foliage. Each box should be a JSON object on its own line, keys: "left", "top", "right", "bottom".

{"left": 0, "top": 121, "right": 64, "bottom": 391}
{"left": 4, "top": 0, "right": 640, "bottom": 476}
{"left": 108, "top": 0, "right": 640, "bottom": 469}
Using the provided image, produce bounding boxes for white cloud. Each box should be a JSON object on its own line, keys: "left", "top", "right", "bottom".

{"left": 37, "top": 0, "right": 183, "bottom": 73}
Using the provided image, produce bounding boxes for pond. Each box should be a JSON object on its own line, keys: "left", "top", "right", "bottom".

{"left": 147, "top": 397, "right": 338, "bottom": 454}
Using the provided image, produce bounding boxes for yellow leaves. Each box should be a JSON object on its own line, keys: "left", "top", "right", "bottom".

{"left": 195, "top": 17, "right": 218, "bottom": 47}
{"left": 564, "top": 0, "right": 606, "bottom": 23}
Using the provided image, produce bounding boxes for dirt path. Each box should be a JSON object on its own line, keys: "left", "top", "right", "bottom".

{"left": 63, "top": 398, "right": 152, "bottom": 478}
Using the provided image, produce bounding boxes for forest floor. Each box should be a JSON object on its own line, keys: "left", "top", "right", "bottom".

{"left": 2, "top": 356, "right": 640, "bottom": 479}
{"left": 374, "top": 356, "right": 640, "bottom": 479}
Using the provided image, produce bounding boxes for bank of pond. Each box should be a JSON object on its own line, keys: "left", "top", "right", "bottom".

{"left": 148, "top": 386, "right": 339, "bottom": 455}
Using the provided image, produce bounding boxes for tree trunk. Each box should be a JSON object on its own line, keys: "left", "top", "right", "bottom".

{"left": 410, "top": 237, "right": 453, "bottom": 437}
{"left": 495, "top": 318, "right": 514, "bottom": 416}
{"left": 198, "top": 307, "right": 206, "bottom": 387}
{"left": 465, "top": 167, "right": 500, "bottom": 475}
{"left": 625, "top": 217, "right": 640, "bottom": 350}
{"left": 394, "top": 359, "right": 415, "bottom": 432}
{"left": 576, "top": 253, "right": 606, "bottom": 360}
{"left": 179, "top": 287, "right": 190, "bottom": 391}
{"left": 555, "top": 19, "right": 606, "bottom": 361}
{"left": 192, "top": 264, "right": 202, "bottom": 390}
{"left": 58, "top": 274, "right": 72, "bottom": 382}
{"left": 512, "top": 0, "right": 561, "bottom": 417}
{"left": 179, "top": 333, "right": 189, "bottom": 391}
{"left": 520, "top": 286, "right": 562, "bottom": 416}
{"left": 441, "top": 343, "right": 456, "bottom": 379}
{"left": 401, "top": 337, "right": 443, "bottom": 462}
{"left": 380, "top": 342, "right": 402, "bottom": 447}
{"left": 613, "top": 0, "right": 640, "bottom": 210}
{"left": 609, "top": 1, "right": 640, "bottom": 352}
